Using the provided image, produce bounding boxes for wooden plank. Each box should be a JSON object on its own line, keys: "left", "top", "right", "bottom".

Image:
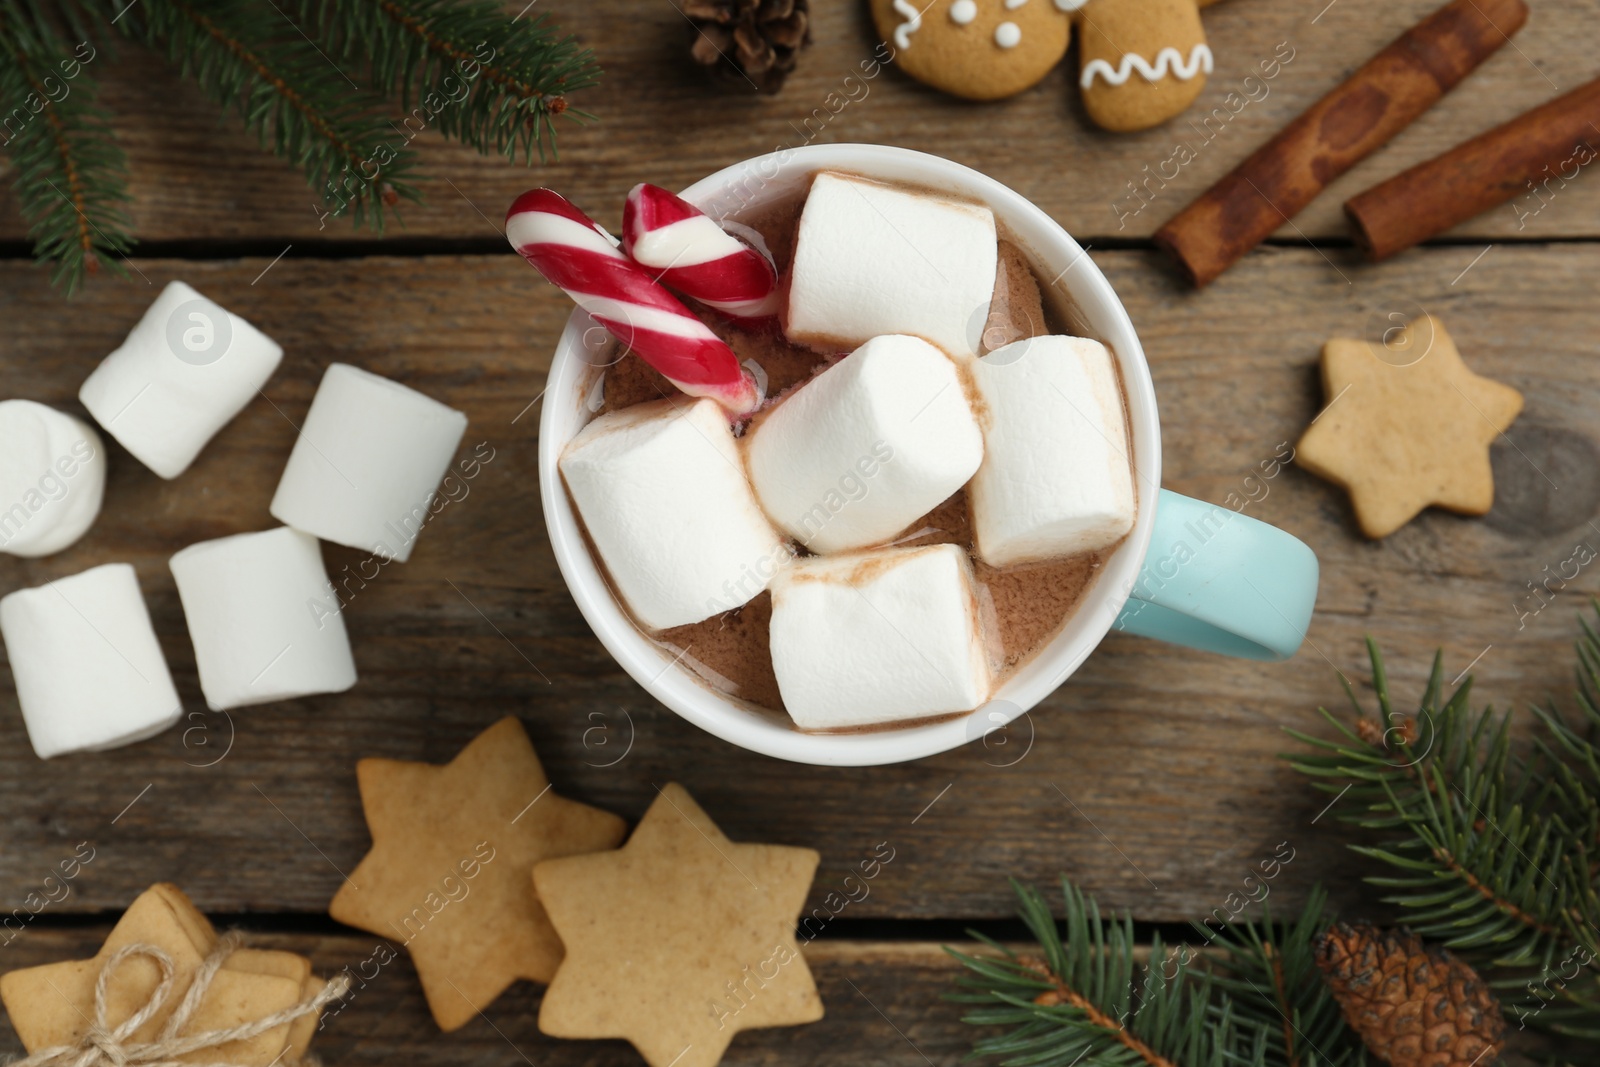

{"left": 1, "top": 243, "right": 1597, "bottom": 923}
{"left": 0, "top": 932, "right": 981, "bottom": 1067}
{"left": 1, "top": 0, "right": 1597, "bottom": 246}
{"left": 0, "top": 931, "right": 1563, "bottom": 1065}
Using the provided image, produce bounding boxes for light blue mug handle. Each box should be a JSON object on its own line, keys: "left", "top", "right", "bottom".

{"left": 1112, "top": 489, "right": 1319, "bottom": 661}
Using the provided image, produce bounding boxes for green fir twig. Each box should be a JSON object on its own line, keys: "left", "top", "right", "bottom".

{"left": 2, "top": 0, "right": 599, "bottom": 292}
{"left": 948, "top": 878, "right": 1274, "bottom": 1067}
{"left": 308, "top": 0, "right": 599, "bottom": 165}
{"left": 1197, "top": 885, "right": 1368, "bottom": 1067}
{"left": 103, "top": 0, "right": 419, "bottom": 229}
{"left": 1284, "top": 609, "right": 1600, "bottom": 1039}
{"left": 955, "top": 605, "right": 1600, "bottom": 1065}
{"left": 0, "top": 0, "right": 132, "bottom": 292}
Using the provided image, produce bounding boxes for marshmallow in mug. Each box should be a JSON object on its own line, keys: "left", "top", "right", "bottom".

{"left": 785, "top": 172, "right": 998, "bottom": 360}
{"left": 269, "top": 364, "right": 468, "bottom": 562}
{"left": 969, "top": 335, "right": 1136, "bottom": 566}
{"left": 79, "top": 281, "right": 283, "bottom": 479}
{"left": 745, "top": 335, "right": 983, "bottom": 554}
{"left": 560, "top": 397, "right": 789, "bottom": 631}
{"left": 0, "top": 563, "right": 182, "bottom": 759}
{"left": 169, "top": 527, "right": 358, "bottom": 711}
{"left": 768, "top": 544, "right": 991, "bottom": 730}
{"left": 0, "top": 401, "right": 106, "bottom": 558}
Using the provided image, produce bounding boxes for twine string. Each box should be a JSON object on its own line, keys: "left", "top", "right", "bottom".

{"left": 12, "top": 933, "right": 349, "bottom": 1067}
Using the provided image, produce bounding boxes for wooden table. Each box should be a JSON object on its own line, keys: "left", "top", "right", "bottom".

{"left": 2, "top": 0, "right": 1597, "bottom": 1062}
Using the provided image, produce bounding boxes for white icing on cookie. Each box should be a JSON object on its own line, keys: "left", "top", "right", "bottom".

{"left": 994, "top": 21, "right": 1022, "bottom": 47}
{"left": 1053, "top": 0, "right": 1088, "bottom": 10}
{"left": 1004, "top": 0, "right": 1030, "bottom": 8}
{"left": 1080, "top": 43, "right": 1213, "bottom": 88}
{"left": 950, "top": 0, "right": 977, "bottom": 24}
{"left": 892, "top": 0, "right": 924, "bottom": 49}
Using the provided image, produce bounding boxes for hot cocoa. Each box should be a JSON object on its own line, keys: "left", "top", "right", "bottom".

{"left": 574, "top": 174, "right": 1135, "bottom": 728}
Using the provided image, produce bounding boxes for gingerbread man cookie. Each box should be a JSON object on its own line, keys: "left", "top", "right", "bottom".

{"left": 869, "top": 0, "right": 1223, "bottom": 130}
{"left": 1076, "top": 0, "right": 1211, "bottom": 131}
{"left": 869, "top": 0, "right": 1073, "bottom": 101}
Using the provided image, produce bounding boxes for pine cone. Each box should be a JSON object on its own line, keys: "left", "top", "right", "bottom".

{"left": 683, "top": 0, "right": 810, "bottom": 94}
{"left": 1315, "top": 923, "right": 1505, "bottom": 1067}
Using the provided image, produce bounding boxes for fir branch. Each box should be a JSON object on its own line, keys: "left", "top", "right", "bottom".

{"left": 1285, "top": 633, "right": 1600, "bottom": 1038}
{"left": 308, "top": 0, "right": 600, "bottom": 164}
{"left": 4, "top": 0, "right": 596, "bottom": 289}
{"left": 949, "top": 879, "right": 1268, "bottom": 1067}
{"left": 1026, "top": 964, "right": 1179, "bottom": 1067}
{"left": 1533, "top": 605, "right": 1600, "bottom": 848}
{"left": 1266, "top": 945, "right": 1295, "bottom": 1066}
{"left": 0, "top": 0, "right": 132, "bottom": 293}
{"left": 98, "top": 0, "right": 418, "bottom": 229}
{"left": 1285, "top": 640, "right": 1593, "bottom": 965}
{"left": 1196, "top": 886, "right": 1369, "bottom": 1067}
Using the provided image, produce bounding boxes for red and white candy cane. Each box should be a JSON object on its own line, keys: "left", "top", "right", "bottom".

{"left": 622, "top": 183, "right": 780, "bottom": 322}
{"left": 506, "top": 189, "right": 760, "bottom": 415}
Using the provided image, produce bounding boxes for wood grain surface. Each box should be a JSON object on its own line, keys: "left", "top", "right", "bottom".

{"left": 2, "top": 244, "right": 1595, "bottom": 925}
{"left": 0, "top": 0, "right": 1596, "bottom": 247}
{"left": 0, "top": 931, "right": 992, "bottom": 1067}
{"left": 2, "top": 2, "right": 1598, "bottom": 1063}
{"left": 0, "top": 931, "right": 1570, "bottom": 1065}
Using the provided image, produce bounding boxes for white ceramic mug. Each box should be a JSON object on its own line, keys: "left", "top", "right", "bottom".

{"left": 538, "top": 144, "right": 1318, "bottom": 767}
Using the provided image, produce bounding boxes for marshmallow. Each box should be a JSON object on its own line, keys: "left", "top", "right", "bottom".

{"left": 768, "top": 544, "right": 990, "bottom": 730}
{"left": 560, "top": 398, "right": 789, "bottom": 631}
{"left": 0, "top": 563, "right": 182, "bottom": 759}
{"left": 786, "top": 172, "right": 998, "bottom": 360}
{"left": 0, "top": 401, "right": 106, "bottom": 557}
{"left": 269, "top": 364, "right": 468, "bottom": 562}
{"left": 746, "top": 335, "right": 983, "bottom": 553}
{"left": 79, "top": 281, "right": 283, "bottom": 479}
{"left": 970, "top": 336, "right": 1136, "bottom": 566}
{"left": 169, "top": 527, "right": 358, "bottom": 711}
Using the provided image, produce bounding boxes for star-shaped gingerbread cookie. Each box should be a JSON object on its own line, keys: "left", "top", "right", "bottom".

{"left": 1297, "top": 314, "right": 1523, "bottom": 539}
{"left": 329, "top": 716, "right": 626, "bottom": 1031}
{"left": 534, "top": 782, "right": 823, "bottom": 1067}
{"left": 0, "top": 884, "right": 315, "bottom": 1065}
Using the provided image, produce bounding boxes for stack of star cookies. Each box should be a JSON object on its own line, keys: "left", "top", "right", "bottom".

{"left": 0, "top": 884, "right": 328, "bottom": 1065}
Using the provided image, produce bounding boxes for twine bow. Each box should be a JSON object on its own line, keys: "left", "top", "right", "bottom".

{"left": 13, "top": 932, "right": 350, "bottom": 1067}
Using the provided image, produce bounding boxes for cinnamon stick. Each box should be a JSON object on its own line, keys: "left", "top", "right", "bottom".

{"left": 1346, "top": 76, "right": 1600, "bottom": 259}
{"left": 1154, "top": 0, "right": 1529, "bottom": 287}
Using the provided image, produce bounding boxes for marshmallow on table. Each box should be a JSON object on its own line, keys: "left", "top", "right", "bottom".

{"left": 561, "top": 397, "right": 789, "bottom": 631}
{"left": 0, "top": 563, "right": 181, "bottom": 759}
{"left": 769, "top": 544, "right": 990, "bottom": 730}
{"left": 785, "top": 172, "right": 998, "bottom": 360}
{"left": 970, "top": 335, "right": 1136, "bottom": 566}
{"left": 169, "top": 527, "right": 358, "bottom": 711}
{"left": 0, "top": 400, "right": 106, "bottom": 558}
{"left": 746, "top": 335, "right": 983, "bottom": 553}
{"left": 79, "top": 281, "right": 282, "bottom": 479}
{"left": 269, "top": 364, "right": 468, "bottom": 562}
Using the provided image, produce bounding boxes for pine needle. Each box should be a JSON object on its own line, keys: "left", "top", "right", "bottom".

{"left": 1283, "top": 603, "right": 1600, "bottom": 1039}
{"left": 3, "top": 0, "right": 600, "bottom": 290}
{"left": 307, "top": 0, "right": 600, "bottom": 165}
{"left": 948, "top": 878, "right": 1276, "bottom": 1067}
{"left": 0, "top": 0, "right": 133, "bottom": 294}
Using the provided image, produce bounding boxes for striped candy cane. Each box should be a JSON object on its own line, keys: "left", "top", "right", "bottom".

{"left": 622, "top": 183, "right": 780, "bottom": 322}
{"left": 506, "top": 189, "right": 760, "bottom": 415}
